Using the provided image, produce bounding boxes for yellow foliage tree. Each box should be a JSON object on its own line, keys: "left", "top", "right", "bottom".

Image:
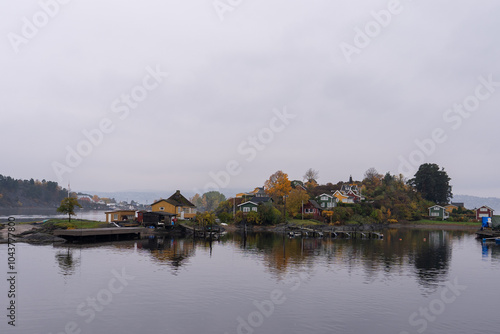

{"left": 286, "top": 188, "right": 309, "bottom": 216}
{"left": 264, "top": 170, "right": 292, "bottom": 202}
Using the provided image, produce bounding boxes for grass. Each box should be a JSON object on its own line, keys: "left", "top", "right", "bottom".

{"left": 409, "top": 219, "right": 481, "bottom": 226}
{"left": 44, "top": 219, "right": 109, "bottom": 229}
{"left": 287, "top": 219, "right": 322, "bottom": 226}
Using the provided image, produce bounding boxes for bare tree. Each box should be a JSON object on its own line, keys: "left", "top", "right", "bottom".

{"left": 303, "top": 168, "right": 319, "bottom": 183}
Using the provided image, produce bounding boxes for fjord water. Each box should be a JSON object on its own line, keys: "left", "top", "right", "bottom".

{"left": 1, "top": 229, "right": 499, "bottom": 334}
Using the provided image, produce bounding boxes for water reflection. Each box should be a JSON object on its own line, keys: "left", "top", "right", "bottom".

{"left": 50, "top": 229, "right": 471, "bottom": 289}
{"left": 55, "top": 248, "right": 81, "bottom": 276}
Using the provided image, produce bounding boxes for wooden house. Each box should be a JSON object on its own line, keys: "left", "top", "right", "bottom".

{"left": 475, "top": 206, "right": 494, "bottom": 220}
{"left": 151, "top": 190, "right": 197, "bottom": 219}
{"left": 428, "top": 205, "right": 449, "bottom": 220}
{"left": 105, "top": 210, "right": 136, "bottom": 223}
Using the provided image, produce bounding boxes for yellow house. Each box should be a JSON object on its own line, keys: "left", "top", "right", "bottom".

{"left": 105, "top": 210, "right": 136, "bottom": 223}
{"left": 151, "top": 190, "right": 197, "bottom": 219}
{"left": 332, "top": 190, "right": 351, "bottom": 203}
{"left": 444, "top": 204, "right": 458, "bottom": 214}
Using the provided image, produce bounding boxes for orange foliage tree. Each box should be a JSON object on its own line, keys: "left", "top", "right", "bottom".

{"left": 264, "top": 170, "right": 292, "bottom": 203}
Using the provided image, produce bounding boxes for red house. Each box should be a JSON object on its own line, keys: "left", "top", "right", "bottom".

{"left": 302, "top": 200, "right": 323, "bottom": 220}
{"left": 475, "top": 205, "right": 494, "bottom": 220}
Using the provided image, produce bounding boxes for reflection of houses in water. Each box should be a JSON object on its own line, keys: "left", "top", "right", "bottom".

{"left": 481, "top": 241, "right": 500, "bottom": 262}
{"left": 138, "top": 237, "right": 196, "bottom": 270}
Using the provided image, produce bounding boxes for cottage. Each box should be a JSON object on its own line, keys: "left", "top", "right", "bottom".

{"left": 151, "top": 190, "right": 197, "bottom": 219}
{"left": 317, "top": 193, "right": 337, "bottom": 208}
{"left": 428, "top": 205, "right": 449, "bottom": 220}
{"left": 475, "top": 206, "right": 494, "bottom": 220}
{"left": 138, "top": 211, "right": 176, "bottom": 226}
{"left": 105, "top": 210, "right": 136, "bottom": 223}
{"left": 238, "top": 196, "right": 273, "bottom": 213}
{"left": 302, "top": 200, "right": 323, "bottom": 220}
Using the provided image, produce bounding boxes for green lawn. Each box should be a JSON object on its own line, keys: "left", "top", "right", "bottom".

{"left": 410, "top": 219, "right": 480, "bottom": 226}
{"left": 287, "top": 219, "right": 322, "bottom": 226}
{"left": 44, "top": 219, "right": 109, "bottom": 229}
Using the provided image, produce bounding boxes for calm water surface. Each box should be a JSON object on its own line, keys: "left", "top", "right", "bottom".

{"left": 1, "top": 229, "right": 499, "bottom": 334}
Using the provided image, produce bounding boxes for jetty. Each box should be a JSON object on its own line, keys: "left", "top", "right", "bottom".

{"left": 53, "top": 227, "right": 143, "bottom": 242}
{"left": 286, "top": 225, "right": 384, "bottom": 239}
{"left": 180, "top": 224, "right": 223, "bottom": 240}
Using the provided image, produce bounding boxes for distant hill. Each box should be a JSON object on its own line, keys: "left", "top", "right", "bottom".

{"left": 0, "top": 175, "right": 68, "bottom": 208}
{"left": 452, "top": 195, "right": 500, "bottom": 212}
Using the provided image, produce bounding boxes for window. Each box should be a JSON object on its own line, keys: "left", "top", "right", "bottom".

{"left": 243, "top": 207, "right": 250, "bottom": 212}
{"left": 431, "top": 211, "right": 439, "bottom": 217}
{"left": 113, "top": 214, "right": 118, "bottom": 220}
{"left": 321, "top": 196, "right": 327, "bottom": 201}
{"left": 159, "top": 207, "right": 164, "bottom": 211}
{"left": 252, "top": 207, "right": 257, "bottom": 212}
{"left": 305, "top": 208, "right": 313, "bottom": 214}
{"left": 178, "top": 207, "right": 181, "bottom": 213}
{"left": 322, "top": 203, "right": 325, "bottom": 207}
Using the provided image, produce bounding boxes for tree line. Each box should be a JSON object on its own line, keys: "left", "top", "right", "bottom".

{"left": 0, "top": 174, "right": 68, "bottom": 208}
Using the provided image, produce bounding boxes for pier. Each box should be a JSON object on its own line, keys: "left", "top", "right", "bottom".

{"left": 53, "top": 227, "right": 143, "bottom": 242}
{"left": 287, "top": 226, "right": 384, "bottom": 239}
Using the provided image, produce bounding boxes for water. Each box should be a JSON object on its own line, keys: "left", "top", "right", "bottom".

{"left": 1, "top": 229, "right": 499, "bottom": 334}
{"left": 0, "top": 208, "right": 108, "bottom": 222}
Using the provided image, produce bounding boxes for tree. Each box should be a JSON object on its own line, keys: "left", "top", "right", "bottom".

{"left": 303, "top": 168, "right": 319, "bottom": 183}
{"left": 202, "top": 191, "right": 226, "bottom": 212}
{"left": 264, "top": 170, "right": 292, "bottom": 202}
{"left": 287, "top": 188, "right": 310, "bottom": 216}
{"left": 409, "top": 163, "right": 452, "bottom": 205}
{"left": 57, "top": 197, "right": 82, "bottom": 222}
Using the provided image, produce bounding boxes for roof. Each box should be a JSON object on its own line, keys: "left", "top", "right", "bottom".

{"left": 308, "top": 200, "right": 322, "bottom": 210}
{"left": 318, "top": 193, "right": 333, "bottom": 198}
{"left": 237, "top": 197, "right": 272, "bottom": 207}
{"left": 148, "top": 211, "right": 177, "bottom": 217}
{"left": 151, "top": 190, "right": 195, "bottom": 207}
{"left": 429, "top": 205, "right": 446, "bottom": 210}
{"left": 445, "top": 204, "right": 458, "bottom": 208}
{"left": 105, "top": 210, "right": 136, "bottom": 214}
{"left": 476, "top": 205, "right": 494, "bottom": 211}
{"left": 451, "top": 202, "right": 464, "bottom": 207}
{"left": 249, "top": 196, "right": 272, "bottom": 204}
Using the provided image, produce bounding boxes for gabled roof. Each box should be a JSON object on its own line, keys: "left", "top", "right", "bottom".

{"left": 476, "top": 205, "right": 494, "bottom": 211}
{"left": 237, "top": 196, "right": 272, "bottom": 207}
{"left": 151, "top": 190, "right": 195, "bottom": 207}
{"left": 308, "top": 200, "right": 322, "bottom": 210}
{"left": 429, "top": 205, "right": 446, "bottom": 210}
{"left": 318, "top": 193, "right": 333, "bottom": 199}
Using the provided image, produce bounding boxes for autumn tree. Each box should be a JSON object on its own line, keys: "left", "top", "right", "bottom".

{"left": 286, "top": 188, "right": 310, "bottom": 216}
{"left": 57, "top": 197, "right": 82, "bottom": 222}
{"left": 264, "top": 170, "right": 292, "bottom": 202}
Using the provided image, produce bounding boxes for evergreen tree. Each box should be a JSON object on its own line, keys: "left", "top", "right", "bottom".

{"left": 409, "top": 163, "right": 452, "bottom": 204}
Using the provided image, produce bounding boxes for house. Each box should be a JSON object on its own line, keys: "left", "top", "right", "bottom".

{"left": 151, "top": 190, "right": 197, "bottom": 219}
{"left": 333, "top": 180, "right": 365, "bottom": 204}
{"left": 451, "top": 202, "right": 465, "bottom": 208}
{"left": 316, "top": 193, "right": 337, "bottom": 208}
{"left": 444, "top": 204, "right": 458, "bottom": 214}
{"left": 291, "top": 180, "right": 307, "bottom": 191}
{"left": 137, "top": 211, "right": 176, "bottom": 226}
{"left": 428, "top": 205, "right": 449, "bottom": 220}
{"left": 105, "top": 210, "right": 136, "bottom": 223}
{"left": 302, "top": 200, "right": 323, "bottom": 220}
{"left": 236, "top": 187, "right": 267, "bottom": 199}
{"left": 475, "top": 206, "right": 494, "bottom": 220}
{"left": 238, "top": 196, "right": 273, "bottom": 213}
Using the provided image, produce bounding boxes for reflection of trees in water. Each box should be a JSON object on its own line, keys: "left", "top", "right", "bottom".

{"left": 409, "top": 231, "right": 451, "bottom": 291}
{"left": 226, "top": 229, "right": 464, "bottom": 287}
{"left": 55, "top": 249, "right": 80, "bottom": 276}
{"left": 138, "top": 237, "right": 196, "bottom": 273}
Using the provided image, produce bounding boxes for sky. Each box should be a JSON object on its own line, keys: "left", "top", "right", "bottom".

{"left": 1, "top": 0, "right": 499, "bottom": 198}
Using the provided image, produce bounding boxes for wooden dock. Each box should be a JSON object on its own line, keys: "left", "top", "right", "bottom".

{"left": 287, "top": 226, "right": 384, "bottom": 239}
{"left": 54, "top": 227, "right": 143, "bottom": 242}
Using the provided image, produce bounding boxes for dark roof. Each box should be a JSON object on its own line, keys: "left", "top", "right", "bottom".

{"left": 249, "top": 196, "right": 272, "bottom": 204}
{"left": 148, "top": 211, "right": 177, "bottom": 217}
{"left": 308, "top": 200, "right": 322, "bottom": 210}
{"left": 451, "top": 202, "right": 464, "bottom": 207}
{"left": 151, "top": 190, "right": 195, "bottom": 207}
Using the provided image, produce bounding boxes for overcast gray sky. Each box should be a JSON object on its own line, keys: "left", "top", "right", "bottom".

{"left": 1, "top": 0, "right": 499, "bottom": 197}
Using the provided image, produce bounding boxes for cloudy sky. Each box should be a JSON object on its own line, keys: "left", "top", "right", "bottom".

{"left": 1, "top": 0, "right": 499, "bottom": 198}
